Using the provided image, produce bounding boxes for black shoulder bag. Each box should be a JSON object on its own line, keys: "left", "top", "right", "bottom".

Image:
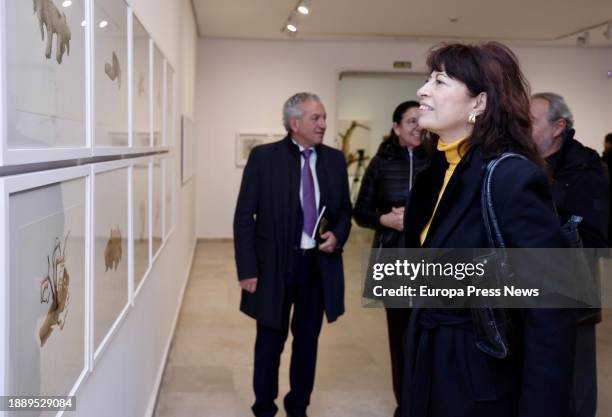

{"left": 471, "top": 153, "right": 526, "bottom": 359}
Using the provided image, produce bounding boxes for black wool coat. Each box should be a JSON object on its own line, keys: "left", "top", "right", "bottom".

{"left": 233, "top": 136, "right": 352, "bottom": 329}
{"left": 401, "top": 145, "right": 577, "bottom": 417}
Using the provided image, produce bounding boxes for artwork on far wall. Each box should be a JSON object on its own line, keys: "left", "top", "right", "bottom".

{"left": 7, "top": 177, "right": 86, "bottom": 398}
{"left": 152, "top": 45, "right": 164, "bottom": 147}
{"left": 133, "top": 162, "right": 150, "bottom": 289}
{"left": 4, "top": 0, "right": 86, "bottom": 149}
{"left": 235, "top": 133, "right": 269, "bottom": 167}
{"left": 181, "top": 116, "right": 195, "bottom": 184}
{"left": 93, "top": 167, "right": 128, "bottom": 355}
{"left": 94, "top": 0, "right": 129, "bottom": 147}
{"left": 132, "top": 15, "right": 150, "bottom": 147}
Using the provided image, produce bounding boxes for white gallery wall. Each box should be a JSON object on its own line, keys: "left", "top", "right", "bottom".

{"left": 195, "top": 38, "right": 612, "bottom": 238}
{"left": 69, "top": 1, "right": 198, "bottom": 416}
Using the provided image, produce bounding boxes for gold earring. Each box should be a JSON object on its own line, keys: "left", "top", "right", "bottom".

{"left": 468, "top": 112, "right": 476, "bottom": 124}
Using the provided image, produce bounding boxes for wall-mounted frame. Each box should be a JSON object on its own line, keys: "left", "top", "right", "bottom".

{"left": 163, "top": 157, "right": 175, "bottom": 240}
{"left": 235, "top": 132, "right": 270, "bottom": 167}
{"left": 0, "top": 0, "right": 90, "bottom": 165}
{"left": 130, "top": 13, "right": 150, "bottom": 151}
{"left": 151, "top": 155, "right": 163, "bottom": 261}
{"left": 0, "top": 165, "right": 91, "bottom": 402}
{"left": 92, "top": 0, "right": 129, "bottom": 154}
{"left": 90, "top": 159, "right": 131, "bottom": 365}
{"left": 132, "top": 156, "right": 150, "bottom": 296}
{"left": 152, "top": 44, "right": 163, "bottom": 147}
{"left": 164, "top": 61, "right": 175, "bottom": 148}
{"left": 180, "top": 115, "right": 195, "bottom": 184}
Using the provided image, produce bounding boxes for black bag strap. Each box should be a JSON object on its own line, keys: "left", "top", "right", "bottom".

{"left": 481, "top": 153, "right": 528, "bottom": 249}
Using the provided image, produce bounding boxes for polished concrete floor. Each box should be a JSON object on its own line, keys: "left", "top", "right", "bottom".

{"left": 154, "top": 227, "right": 612, "bottom": 417}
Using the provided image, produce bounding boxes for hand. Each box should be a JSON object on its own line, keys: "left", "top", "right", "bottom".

{"left": 318, "top": 231, "right": 337, "bottom": 253}
{"left": 239, "top": 277, "right": 258, "bottom": 294}
{"left": 379, "top": 207, "right": 404, "bottom": 231}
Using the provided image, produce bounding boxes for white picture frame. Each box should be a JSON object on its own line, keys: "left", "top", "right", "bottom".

{"left": 235, "top": 132, "right": 269, "bottom": 167}
{"left": 91, "top": 159, "right": 131, "bottom": 365}
{"left": 1, "top": 0, "right": 90, "bottom": 166}
{"left": 0, "top": 165, "right": 91, "bottom": 402}
{"left": 132, "top": 156, "right": 150, "bottom": 296}
{"left": 93, "top": 0, "right": 130, "bottom": 152}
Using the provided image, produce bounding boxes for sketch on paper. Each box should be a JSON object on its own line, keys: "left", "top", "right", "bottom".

{"left": 39, "top": 232, "right": 71, "bottom": 347}
{"left": 104, "top": 226, "right": 123, "bottom": 271}
{"left": 235, "top": 133, "right": 269, "bottom": 167}
{"left": 33, "top": 0, "right": 72, "bottom": 64}
{"left": 104, "top": 51, "right": 121, "bottom": 88}
{"left": 138, "top": 72, "right": 146, "bottom": 97}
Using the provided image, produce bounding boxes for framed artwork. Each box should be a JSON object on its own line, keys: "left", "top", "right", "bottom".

{"left": 92, "top": 161, "right": 129, "bottom": 361}
{"left": 163, "top": 157, "right": 174, "bottom": 239}
{"left": 131, "top": 15, "right": 150, "bottom": 148}
{"left": 132, "top": 158, "right": 150, "bottom": 292}
{"left": 2, "top": 0, "right": 89, "bottom": 165}
{"left": 152, "top": 158, "right": 162, "bottom": 259}
{"left": 0, "top": 166, "right": 89, "bottom": 400}
{"left": 164, "top": 62, "right": 175, "bottom": 147}
{"left": 180, "top": 115, "right": 195, "bottom": 184}
{"left": 235, "top": 133, "right": 269, "bottom": 167}
{"left": 152, "top": 45, "right": 164, "bottom": 147}
{"left": 93, "top": 0, "right": 129, "bottom": 150}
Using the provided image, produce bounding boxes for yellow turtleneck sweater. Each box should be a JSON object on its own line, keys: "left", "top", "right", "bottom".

{"left": 419, "top": 137, "right": 468, "bottom": 245}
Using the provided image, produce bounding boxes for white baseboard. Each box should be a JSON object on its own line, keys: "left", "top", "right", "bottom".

{"left": 144, "top": 237, "right": 198, "bottom": 417}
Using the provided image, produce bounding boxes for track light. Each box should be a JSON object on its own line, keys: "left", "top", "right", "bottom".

{"left": 297, "top": 0, "right": 310, "bottom": 15}
{"left": 604, "top": 22, "right": 612, "bottom": 40}
{"left": 285, "top": 11, "right": 298, "bottom": 33}
{"left": 576, "top": 31, "right": 589, "bottom": 46}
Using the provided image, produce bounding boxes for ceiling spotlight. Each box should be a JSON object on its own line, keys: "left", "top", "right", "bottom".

{"left": 604, "top": 22, "right": 612, "bottom": 40}
{"left": 285, "top": 12, "right": 298, "bottom": 33}
{"left": 62, "top": 0, "right": 72, "bottom": 7}
{"left": 99, "top": 20, "right": 108, "bottom": 28}
{"left": 81, "top": 20, "right": 86, "bottom": 27}
{"left": 297, "top": 0, "right": 310, "bottom": 15}
{"left": 576, "top": 31, "right": 589, "bottom": 46}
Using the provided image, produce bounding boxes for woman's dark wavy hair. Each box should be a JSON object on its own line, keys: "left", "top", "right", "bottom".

{"left": 384, "top": 100, "right": 420, "bottom": 143}
{"left": 425, "top": 42, "right": 543, "bottom": 166}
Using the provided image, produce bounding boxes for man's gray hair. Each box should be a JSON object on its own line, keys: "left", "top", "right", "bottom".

{"left": 283, "top": 92, "right": 321, "bottom": 133}
{"left": 532, "top": 92, "right": 574, "bottom": 135}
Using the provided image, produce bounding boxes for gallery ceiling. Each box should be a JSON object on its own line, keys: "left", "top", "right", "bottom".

{"left": 191, "top": 0, "right": 612, "bottom": 47}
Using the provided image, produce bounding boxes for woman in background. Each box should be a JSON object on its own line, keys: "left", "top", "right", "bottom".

{"left": 353, "top": 100, "right": 429, "bottom": 417}
{"left": 401, "top": 42, "right": 576, "bottom": 417}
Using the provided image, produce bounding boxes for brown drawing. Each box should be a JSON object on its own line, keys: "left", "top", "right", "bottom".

{"left": 104, "top": 51, "right": 121, "bottom": 89}
{"left": 337, "top": 121, "right": 371, "bottom": 167}
{"left": 138, "top": 72, "right": 146, "bottom": 97}
{"left": 104, "top": 226, "right": 123, "bottom": 271}
{"left": 39, "top": 232, "right": 71, "bottom": 347}
{"left": 33, "top": 0, "right": 72, "bottom": 64}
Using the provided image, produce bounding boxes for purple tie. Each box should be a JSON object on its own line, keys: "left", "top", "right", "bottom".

{"left": 301, "top": 149, "right": 317, "bottom": 237}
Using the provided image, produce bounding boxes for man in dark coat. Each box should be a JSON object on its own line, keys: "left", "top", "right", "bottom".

{"left": 531, "top": 93, "right": 609, "bottom": 417}
{"left": 602, "top": 133, "right": 612, "bottom": 245}
{"left": 234, "top": 92, "right": 352, "bottom": 417}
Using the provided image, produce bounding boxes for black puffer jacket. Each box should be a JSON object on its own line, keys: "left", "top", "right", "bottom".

{"left": 353, "top": 137, "right": 429, "bottom": 248}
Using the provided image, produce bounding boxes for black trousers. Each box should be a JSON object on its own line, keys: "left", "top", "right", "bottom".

{"left": 386, "top": 308, "right": 411, "bottom": 417}
{"left": 252, "top": 250, "right": 324, "bottom": 417}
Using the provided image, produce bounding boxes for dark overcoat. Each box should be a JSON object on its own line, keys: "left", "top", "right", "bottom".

{"left": 234, "top": 135, "right": 352, "bottom": 329}
{"left": 401, "top": 145, "right": 577, "bottom": 417}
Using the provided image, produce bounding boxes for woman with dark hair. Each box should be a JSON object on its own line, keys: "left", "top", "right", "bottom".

{"left": 353, "top": 100, "right": 429, "bottom": 417}
{"left": 401, "top": 42, "right": 576, "bottom": 417}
